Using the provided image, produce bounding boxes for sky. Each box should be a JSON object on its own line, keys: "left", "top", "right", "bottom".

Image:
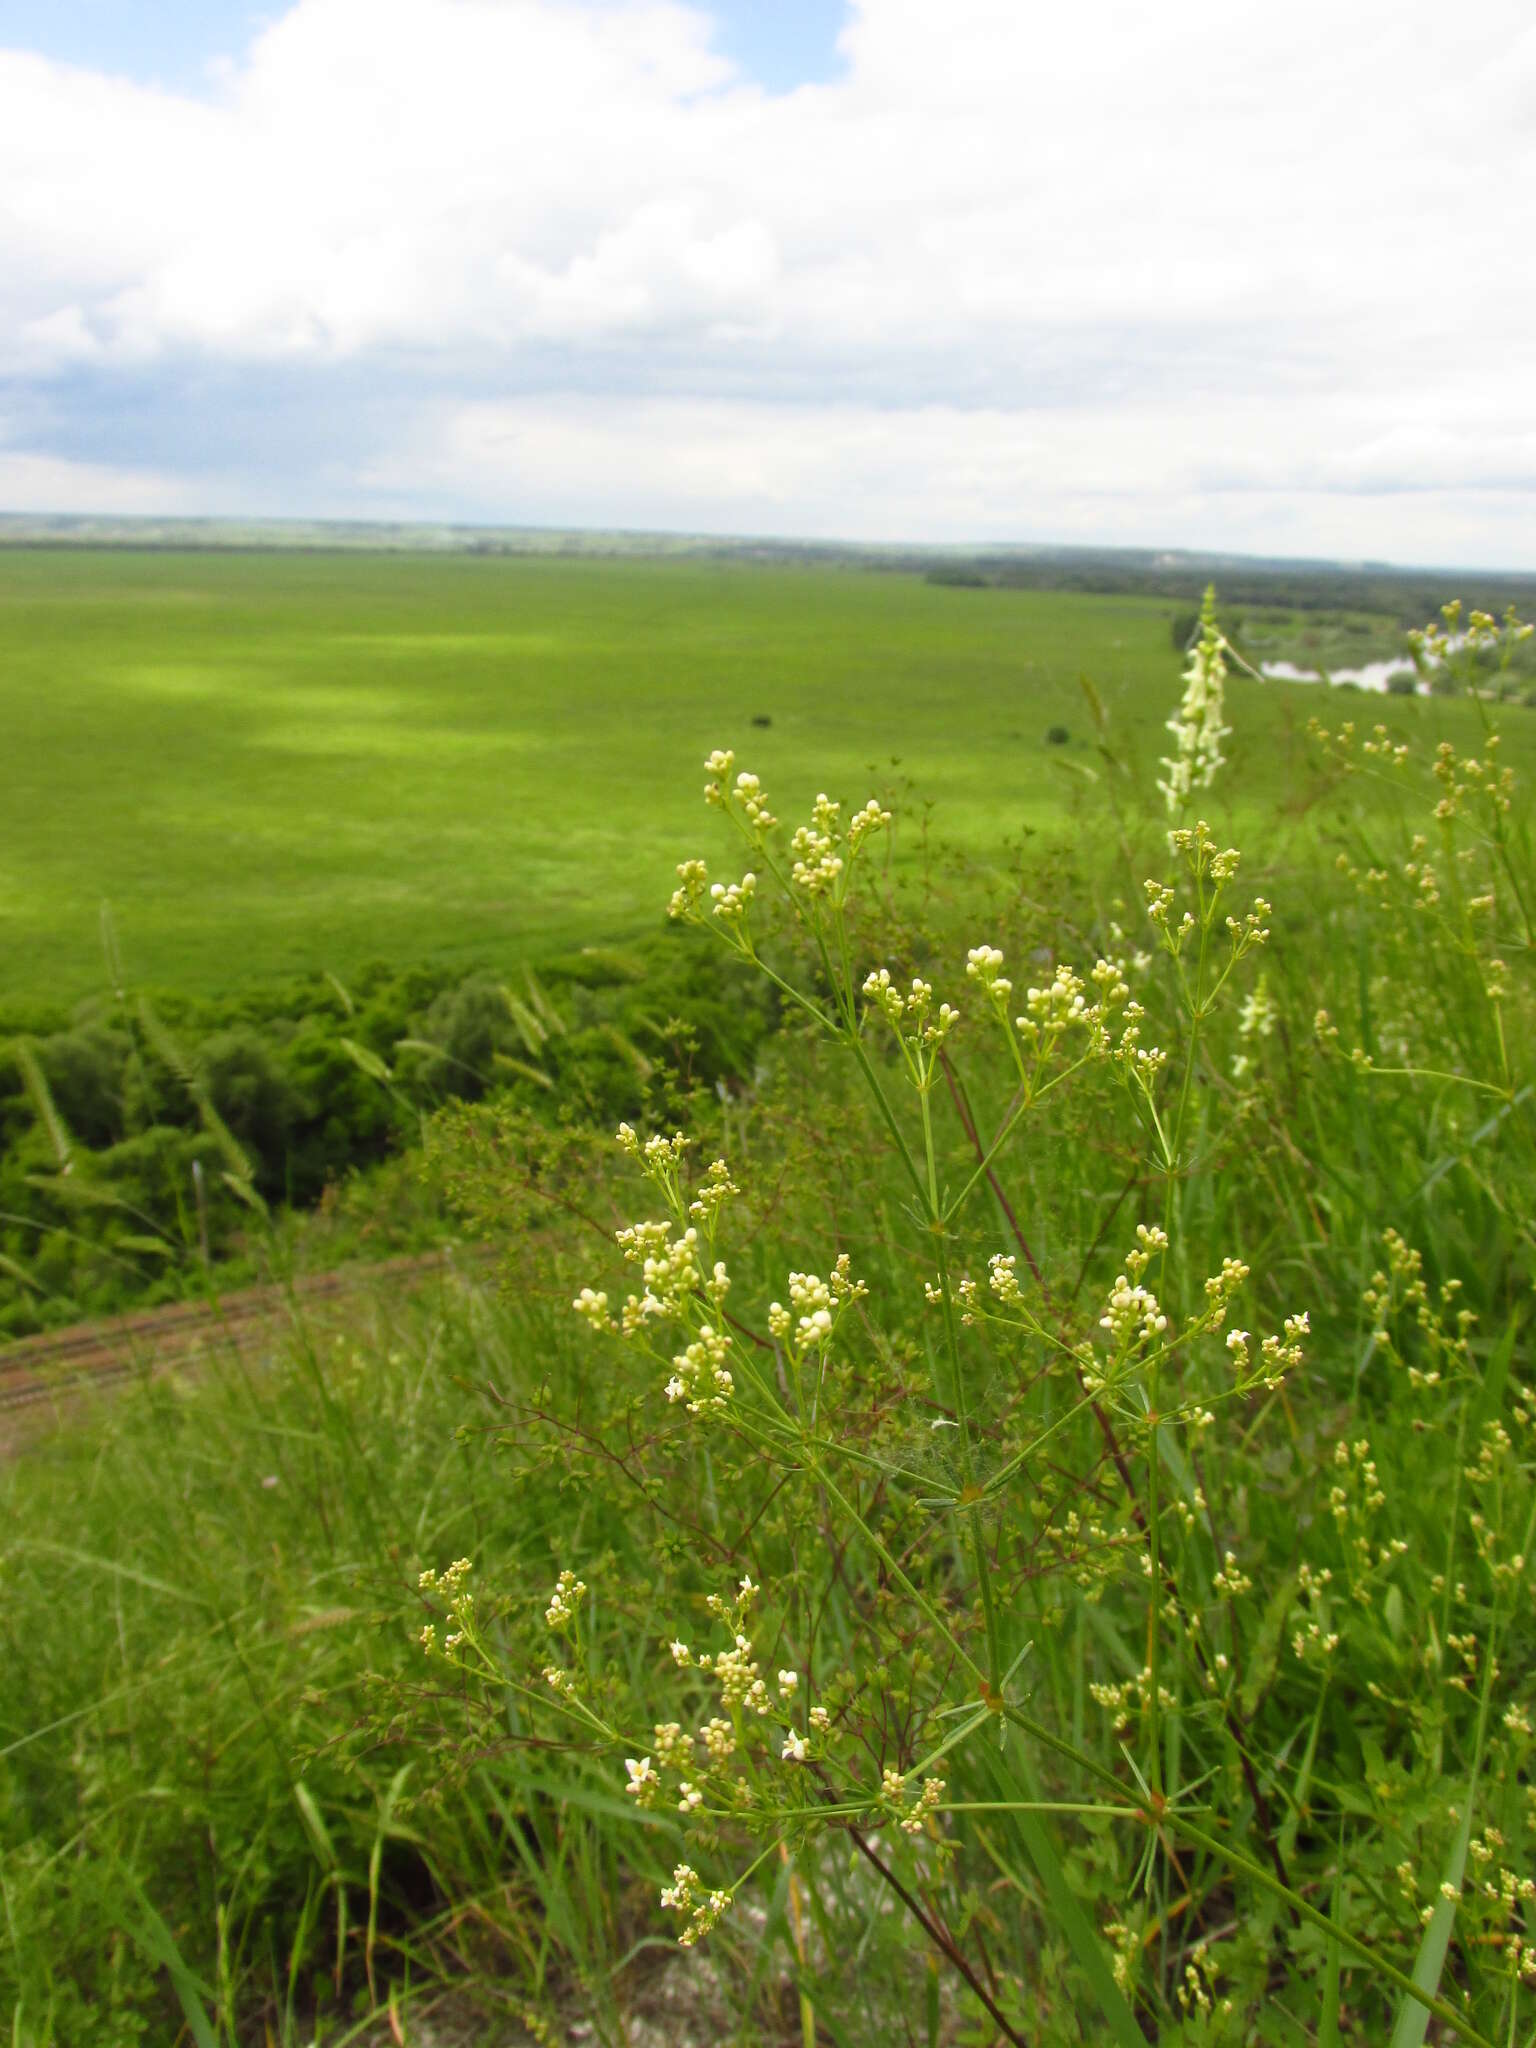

{"left": 1, "top": 0, "right": 1533, "bottom": 566}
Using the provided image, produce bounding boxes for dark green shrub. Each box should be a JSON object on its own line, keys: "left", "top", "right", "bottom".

{"left": 418, "top": 974, "right": 526, "bottom": 1099}
{"left": 34, "top": 1023, "right": 132, "bottom": 1150}
{"left": 279, "top": 1018, "right": 401, "bottom": 1203}
{"left": 200, "top": 1027, "right": 302, "bottom": 1192}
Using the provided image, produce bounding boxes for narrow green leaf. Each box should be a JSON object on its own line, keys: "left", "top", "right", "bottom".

{"left": 293, "top": 1781, "right": 339, "bottom": 1873}
{"left": 113, "top": 1877, "right": 219, "bottom": 2048}
{"left": 1470, "top": 1309, "right": 1521, "bottom": 1438}
{"left": 1242, "top": 1569, "right": 1298, "bottom": 1718}
{"left": 982, "top": 1746, "right": 1144, "bottom": 2048}
{"left": 220, "top": 1170, "right": 267, "bottom": 1215}
{"left": 1390, "top": 1602, "right": 1501, "bottom": 2048}
{"left": 1388, "top": 1808, "right": 1473, "bottom": 2048}
{"left": 19, "top": 1541, "right": 206, "bottom": 1604}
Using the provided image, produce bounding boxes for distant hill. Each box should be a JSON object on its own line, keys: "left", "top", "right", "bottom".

{"left": 1, "top": 513, "right": 1531, "bottom": 620}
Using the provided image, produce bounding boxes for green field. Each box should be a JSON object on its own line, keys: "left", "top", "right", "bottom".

{"left": 11, "top": 547, "right": 1516, "bottom": 1006}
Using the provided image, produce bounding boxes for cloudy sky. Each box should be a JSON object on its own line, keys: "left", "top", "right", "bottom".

{"left": 1, "top": 0, "right": 1532, "bottom": 563}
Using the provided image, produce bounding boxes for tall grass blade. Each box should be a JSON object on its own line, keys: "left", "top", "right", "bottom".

{"left": 117, "top": 1878, "right": 220, "bottom": 2048}
{"left": 339, "top": 1036, "right": 391, "bottom": 1082}
{"left": 982, "top": 1745, "right": 1143, "bottom": 2048}
{"left": 1391, "top": 1609, "right": 1500, "bottom": 2048}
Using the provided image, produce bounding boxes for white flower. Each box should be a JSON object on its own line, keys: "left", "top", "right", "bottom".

{"left": 624, "top": 1757, "right": 660, "bottom": 1805}
{"left": 782, "top": 1731, "right": 808, "bottom": 1762}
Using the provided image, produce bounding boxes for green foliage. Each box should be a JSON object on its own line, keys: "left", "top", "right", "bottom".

{"left": 1, "top": 1300, "right": 561, "bottom": 2047}
{"left": 0, "top": 935, "right": 776, "bottom": 1334}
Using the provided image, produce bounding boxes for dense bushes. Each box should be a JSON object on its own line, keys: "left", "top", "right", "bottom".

{"left": 0, "top": 932, "right": 775, "bottom": 1334}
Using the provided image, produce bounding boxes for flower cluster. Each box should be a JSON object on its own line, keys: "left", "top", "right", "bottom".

{"left": 1230, "top": 977, "right": 1276, "bottom": 1082}
{"left": 709, "top": 871, "right": 757, "bottom": 927}
{"left": 544, "top": 1568, "right": 586, "bottom": 1633}
{"left": 1364, "top": 1229, "right": 1477, "bottom": 1393}
{"left": 672, "top": 752, "right": 893, "bottom": 942}
{"left": 614, "top": 1217, "right": 701, "bottom": 1323}
{"left": 665, "top": 1321, "right": 735, "bottom": 1413}
{"left": 418, "top": 1556, "right": 475, "bottom": 1657}
{"left": 704, "top": 749, "right": 776, "bottom": 829}
{"left": 660, "top": 1863, "right": 733, "bottom": 1947}
{"left": 766, "top": 1254, "right": 866, "bottom": 1375}
{"left": 965, "top": 943, "right": 1012, "bottom": 1007}
{"left": 1158, "top": 584, "right": 1232, "bottom": 815}
{"left": 1407, "top": 599, "right": 1533, "bottom": 697}
{"left": 791, "top": 793, "right": 846, "bottom": 896}
{"left": 1016, "top": 957, "right": 1132, "bottom": 1059}
{"left": 898, "top": 1772, "right": 947, "bottom": 1836}
{"left": 1089, "top": 1661, "right": 1176, "bottom": 1730}
{"left": 862, "top": 968, "right": 960, "bottom": 1050}
{"left": 966, "top": 939, "right": 1146, "bottom": 1091}
{"left": 1099, "top": 1272, "right": 1168, "bottom": 1352}
{"left": 1096, "top": 1224, "right": 1170, "bottom": 1354}
{"left": 616, "top": 1578, "right": 839, "bottom": 1868}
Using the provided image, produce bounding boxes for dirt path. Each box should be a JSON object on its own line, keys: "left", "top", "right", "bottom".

{"left": 0, "top": 1251, "right": 473, "bottom": 1446}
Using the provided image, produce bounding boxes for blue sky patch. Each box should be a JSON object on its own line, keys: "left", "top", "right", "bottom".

{"left": 0, "top": 0, "right": 850, "bottom": 96}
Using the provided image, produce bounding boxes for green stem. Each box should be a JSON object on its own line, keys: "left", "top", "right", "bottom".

{"left": 920, "top": 1066, "right": 1003, "bottom": 1693}
{"left": 812, "top": 1464, "right": 988, "bottom": 1689}
{"left": 1145, "top": 878, "right": 1214, "bottom": 1793}
{"left": 1352, "top": 1064, "right": 1511, "bottom": 1098}
{"left": 999, "top": 1702, "right": 1132, "bottom": 1800}
{"left": 942, "top": 1051, "right": 1096, "bottom": 1224}
{"left": 846, "top": 1026, "right": 929, "bottom": 1210}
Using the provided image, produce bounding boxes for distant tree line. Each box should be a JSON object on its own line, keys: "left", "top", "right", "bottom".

{"left": 926, "top": 554, "right": 1536, "bottom": 626}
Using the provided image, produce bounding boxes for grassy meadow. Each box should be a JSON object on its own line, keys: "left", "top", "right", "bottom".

{"left": 3, "top": 552, "right": 1535, "bottom": 2047}
{"left": 9, "top": 547, "right": 1523, "bottom": 1005}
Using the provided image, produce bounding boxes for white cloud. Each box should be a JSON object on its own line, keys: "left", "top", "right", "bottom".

{"left": 0, "top": 447, "right": 194, "bottom": 514}
{"left": 1, "top": 0, "right": 1533, "bottom": 558}
{"left": 364, "top": 392, "right": 1536, "bottom": 563}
